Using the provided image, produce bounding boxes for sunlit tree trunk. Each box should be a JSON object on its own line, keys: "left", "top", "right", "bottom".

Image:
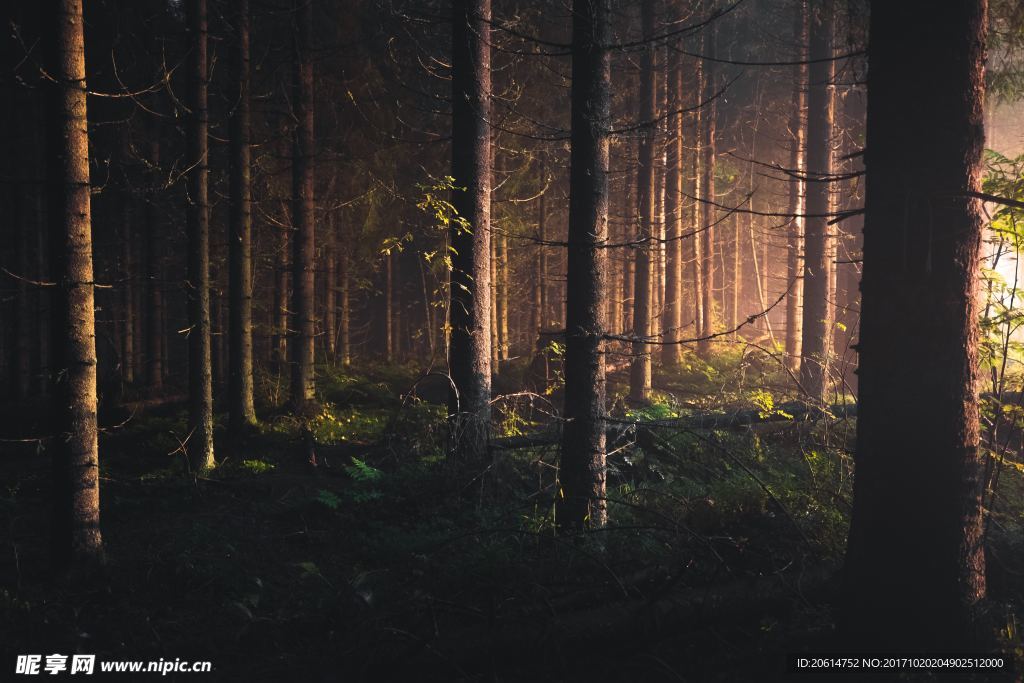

{"left": 186, "top": 0, "right": 215, "bottom": 471}
{"left": 290, "top": 0, "right": 316, "bottom": 410}
{"left": 799, "top": 1, "right": 835, "bottom": 404}
{"left": 629, "top": 0, "right": 656, "bottom": 404}
{"left": 531, "top": 186, "right": 546, "bottom": 343}
{"left": 560, "top": 0, "right": 609, "bottom": 529}
{"left": 229, "top": 0, "right": 256, "bottom": 434}
{"left": 687, "top": 58, "right": 704, "bottom": 338}
{"left": 785, "top": 1, "right": 807, "bottom": 375}
{"left": 46, "top": 0, "right": 103, "bottom": 570}
{"left": 497, "top": 230, "right": 509, "bottom": 361}
{"left": 662, "top": 44, "right": 683, "bottom": 367}
{"left": 697, "top": 22, "right": 717, "bottom": 357}
{"left": 448, "top": 0, "right": 492, "bottom": 458}
{"left": 842, "top": 0, "right": 987, "bottom": 650}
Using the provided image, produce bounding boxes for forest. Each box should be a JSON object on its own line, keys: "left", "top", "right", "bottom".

{"left": 2, "top": 0, "right": 1024, "bottom": 680}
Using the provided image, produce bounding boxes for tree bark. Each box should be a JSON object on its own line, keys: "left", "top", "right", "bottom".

{"left": 687, "top": 57, "right": 704, "bottom": 338}
{"left": 785, "top": 1, "right": 807, "bottom": 375}
{"left": 229, "top": 0, "right": 256, "bottom": 434}
{"left": 799, "top": 1, "right": 835, "bottom": 404}
{"left": 145, "top": 132, "right": 164, "bottom": 392}
{"left": 532, "top": 184, "right": 546, "bottom": 343}
{"left": 274, "top": 205, "right": 289, "bottom": 374}
{"left": 559, "top": 0, "right": 610, "bottom": 530}
{"left": 841, "top": 0, "right": 988, "bottom": 650}
{"left": 290, "top": 0, "right": 316, "bottom": 411}
{"left": 324, "top": 216, "right": 337, "bottom": 361}
{"left": 662, "top": 44, "right": 683, "bottom": 367}
{"left": 186, "top": 0, "right": 215, "bottom": 471}
{"left": 628, "top": 0, "right": 656, "bottom": 404}
{"left": 448, "top": 0, "right": 492, "bottom": 458}
{"left": 338, "top": 245, "right": 350, "bottom": 366}
{"left": 697, "top": 22, "right": 717, "bottom": 357}
{"left": 46, "top": 0, "right": 103, "bottom": 570}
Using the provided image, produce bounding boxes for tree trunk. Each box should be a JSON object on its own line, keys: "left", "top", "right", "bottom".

{"left": 662, "top": 44, "right": 683, "bottom": 367}
{"left": 559, "top": 0, "right": 610, "bottom": 529}
{"left": 448, "top": 0, "right": 492, "bottom": 458}
{"left": 120, "top": 193, "right": 135, "bottom": 386}
{"left": 532, "top": 185, "right": 546, "bottom": 343}
{"left": 385, "top": 250, "right": 394, "bottom": 362}
{"left": 274, "top": 205, "right": 289, "bottom": 373}
{"left": 799, "top": 1, "right": 835, "bottom": 404}
{"left": 324, "top": 216, "right": 337, "bottom": 361}
{"left": 145, "top": 133, "right": 164, "bottom": 392}
{"left": 46, "top": 0, "right": 103, "bottom": 570}
{"left": 841, "top": 0, "right": 988, "bottom": 650}
{"left": 687, "top": 57, "right": 704, "bottom": 338}
{"left": 338, "top": 245, "right": 350, "bottom": 366}
{"left": 228, "top": 0, "right": 256, "bottom": 434}
{"left": 497, "top": 230, "right": 509, "bottom": 361}
{"left": 785, "top": 1, "right": 807, "bottom": 375}
{"left": 697, "top": 23, "right": 717, "bottom": 357}
{"left": 290, "top": 0, "right": 316, "bottom": 411}
{"left": 628, "top": 0, "right": 656, "bottom": 404}
{"left": 186, "top": 0, "right": 215, "bottom": 471}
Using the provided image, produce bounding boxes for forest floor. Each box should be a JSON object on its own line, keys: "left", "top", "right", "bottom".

{"left": 2, "top": 348, "right": 1024, "bottom": 681}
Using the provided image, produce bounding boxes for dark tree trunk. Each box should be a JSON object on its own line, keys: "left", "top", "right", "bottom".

{"left": 338, "top": 246, "right": 350, "bottom": 366}
{"left": 11, "top": 89, "right": 32, "bottom": 399}
{"left": 447, "top": 0, "right": 492, "bottom": 458}
{"left": 799, "top": 1, "right": 835, "bottom": 404}
{"left": 325, "top": 216, "right": 337, "bottom": 361}
{"left": 559, "top": 0, "right": 610, "bottom": 530}
{"left": 385, "top": 250, "right": 394, "bottom": 362}
{"left": 228, "top": 0, "right": 256, "bottom": 435}
{"left": 274, "top": 209, "right": 289, "bottom": 373}
{"left": 290, "top": 0, "right": 316, "bottom": 411}
{"left": 841, "top": 0, "right": 988, "bottom": 650}
{"left": 662, "top": 41, "right": 683, "bottom": 368}
{"left": 785, "top": 1, "right": 807, "bottom": 375}
{"left": 119, "top": 141, "right": 135, "bottom": 386}
{"left": 628, "top": 0, "right": 656, "bottom": 404}
{"left": 46, "top": 0, "right": 103, "bottom": 571}
{"left": 186, "top": 0, "right": 215, "bottom": 471}
{"left": 145, "top": 133, "right": 164, "bottom": 392}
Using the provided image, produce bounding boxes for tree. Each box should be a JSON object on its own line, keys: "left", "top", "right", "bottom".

{"left": 45, "top": 0, "right": 103, "bottom": 570}
{"left": 628, "top": 0, "right": 656, "bottom": 404}
{"left": 841, "top": 0, "right": 988, "bottom": 650}
{"left": 560, "top": 0, "right": 611, "bottom": 529}
{"left": 697, "top": 18, "right": 717, "bottom": 357}
{"left": 447, "top": 0, "right": 492, "bottom": 459}
{"left": 290, "top": 0, "right": 316, "bottom": 411}
{"left": 186, "top": 0, "right": 215, "bottom": 472}
{"left": 798, "top": 0, "right": 834, "bottom": 404}
{"left": 229, "top": 0, "right": 257, "bottom": 435}
{"left": 784, "top": 0, "right": 807, "bottom": 376}
{"left": 662, "top": 35, "right": 684, "bottom": 369}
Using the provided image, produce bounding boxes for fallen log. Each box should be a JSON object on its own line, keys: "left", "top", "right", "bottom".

{"left": 490, "top": 402, "right": 857, "bottom": 450}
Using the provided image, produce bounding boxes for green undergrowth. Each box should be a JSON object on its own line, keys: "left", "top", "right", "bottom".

{"left": 3, "top": 355, "right": 1024, "bottom": 680}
